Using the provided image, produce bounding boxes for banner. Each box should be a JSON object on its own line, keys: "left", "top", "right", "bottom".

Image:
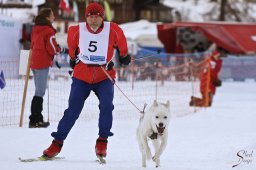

{"left": 0, "top": 15, "right": 22, "bottom": 58}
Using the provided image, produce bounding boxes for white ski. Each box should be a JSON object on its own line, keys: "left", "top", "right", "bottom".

{"left": 19, "top": 156, "right": 64, "bottom": 162}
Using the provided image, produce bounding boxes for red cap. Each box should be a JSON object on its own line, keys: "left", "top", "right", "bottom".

{"left": 85, "top": 3, "right": 104, "bottom": 18}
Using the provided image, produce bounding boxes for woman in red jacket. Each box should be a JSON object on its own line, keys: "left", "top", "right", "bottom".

{"left": 29, "top": 8, "right": 61, "bottom": 128}
{"left": 190, "top": 50, "right": 222, "bottom": 107}
{"left": 43, "top": 3, "right": 130, "bottom": 160}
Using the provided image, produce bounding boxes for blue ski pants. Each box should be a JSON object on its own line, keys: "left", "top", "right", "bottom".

{"left": 51, "top": 77, "right": 114, "bottom": 141}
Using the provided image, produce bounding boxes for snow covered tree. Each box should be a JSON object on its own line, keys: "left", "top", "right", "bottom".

{"left": 163, "top": 0, "right": 256, "bottom": 22}
{"left": 214, "top": 0, "right": 256, "bottom": 22}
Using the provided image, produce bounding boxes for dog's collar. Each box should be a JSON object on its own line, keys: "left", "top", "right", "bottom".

{"left": 149, "top": 127, "right": 165, "bottom": 140}
{"left": 149, "top": 132, "right": 158, "bottom": 139}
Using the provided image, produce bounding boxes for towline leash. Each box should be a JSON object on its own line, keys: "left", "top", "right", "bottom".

{"left": 100, "top": 66, "right": 147, "bottom": 114}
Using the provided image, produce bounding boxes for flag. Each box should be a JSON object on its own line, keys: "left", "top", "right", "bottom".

{"left": 103, "top": 0, "right": 112, "bottom": 21}
{"left": 73, "top": 0, "right": 79, "bottom": 21}
{"left": 59, "top": 0, "right": 71, "bottom": 13}
{"left": 85, "top": 0, "right": 89, "bottom": 8}
{"left": 0, "top": 70, "right": 6, "bottom": 89}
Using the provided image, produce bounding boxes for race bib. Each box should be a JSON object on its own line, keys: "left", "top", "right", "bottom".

{"left": 78, "top": 22, "right": 110, "bottom": 65}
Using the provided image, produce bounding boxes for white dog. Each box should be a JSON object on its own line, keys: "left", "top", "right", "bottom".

{"left": 136, "top": 100, "right": 171, "bottom": 167}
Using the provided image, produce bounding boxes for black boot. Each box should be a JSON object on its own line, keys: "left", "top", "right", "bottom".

{"left": 29, "top": 96, "right": 50, "bottom": 128}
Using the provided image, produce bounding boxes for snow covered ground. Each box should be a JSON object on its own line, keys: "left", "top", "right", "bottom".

{"left": 0, "top": 81, "right": 255, "bottom": 170}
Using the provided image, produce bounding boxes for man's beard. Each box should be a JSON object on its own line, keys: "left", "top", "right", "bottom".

{"left": 90, "top": 24, "right": 100, "bottom": 32}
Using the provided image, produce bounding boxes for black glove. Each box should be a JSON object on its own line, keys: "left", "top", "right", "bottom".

{"left": 212, "top": 79, "right": 222, "bottom": 87}
{"left": 119, "top": 54, "right": 131, "bottom": 66}
{"left": 69, "top": 48, "right": 80, "bottom": 69}
{"left": 69, "top": 57, "right": 80, "bottom": 69}
{"left": 106, "top": 61, "right": 114, "bottom": 71}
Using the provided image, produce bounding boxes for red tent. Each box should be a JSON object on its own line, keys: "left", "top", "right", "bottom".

{"left": 157, "top": 21, "right": 256, "bottom": 54}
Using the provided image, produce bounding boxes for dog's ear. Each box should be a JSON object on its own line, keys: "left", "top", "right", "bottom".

{"left": 165, "top": 100, "right": 170, "bottom": 108}
{"left": 153, "top": 100, "right": 158, "bottom": 107}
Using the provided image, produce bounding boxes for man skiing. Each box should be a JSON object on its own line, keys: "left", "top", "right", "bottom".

{"left": 42, "top": 2, "right": 130, "bottom": 162}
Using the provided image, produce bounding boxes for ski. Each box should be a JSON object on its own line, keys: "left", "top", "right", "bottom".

{"left": 19, "top": 155, "right": 64, "bottom": 162}
{"left": 96, "top": 155, "right": 106, "bottom": 164}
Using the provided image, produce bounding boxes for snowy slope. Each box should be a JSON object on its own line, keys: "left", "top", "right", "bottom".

{"left": 0, "top": 81, "right": 256, "bottom": 170}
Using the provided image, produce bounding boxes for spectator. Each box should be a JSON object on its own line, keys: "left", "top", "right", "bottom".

{"left": 190, "top": 50, "right": 222, "bottom": 107}
{"left": 42, "top": 2, "right": 130, "bottom": 161}
{"left": 29, "top": 8, "right": 62, "bottom": 128}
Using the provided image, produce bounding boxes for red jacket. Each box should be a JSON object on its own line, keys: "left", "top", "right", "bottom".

{"left": 30, "top": 25, "right": 60, "bottom": 69}
{"left": 67, "top": 22, "right": 128, "bottom": 84}
{"left": 200, "top": 55, "right": 222, "bottom": 95}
